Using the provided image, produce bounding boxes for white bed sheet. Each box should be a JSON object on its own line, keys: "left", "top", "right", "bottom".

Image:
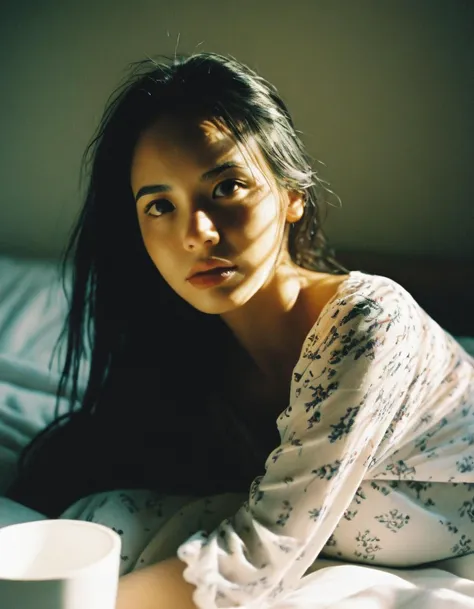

{"left": 278, "top": 557, "right": 474, "bottom": 608}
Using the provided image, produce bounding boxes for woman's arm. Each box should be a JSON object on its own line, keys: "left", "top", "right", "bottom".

{"left": 175, "top": 279, "right": 419, "bottom": 609}
{"left": 116, "top": 556, "right": 196, "bottom": 609}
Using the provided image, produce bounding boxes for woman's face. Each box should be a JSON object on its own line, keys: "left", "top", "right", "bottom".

{"left": 130, "top": 114, "right": 303, "bottom": 314}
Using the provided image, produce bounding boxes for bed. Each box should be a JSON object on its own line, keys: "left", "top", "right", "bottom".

{"left": 0, "top": 252, "right": 473, "bottom": 607}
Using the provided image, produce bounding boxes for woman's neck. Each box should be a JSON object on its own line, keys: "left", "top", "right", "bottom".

{"left": 220, "top": 260, "right": 332, "bottom": 384}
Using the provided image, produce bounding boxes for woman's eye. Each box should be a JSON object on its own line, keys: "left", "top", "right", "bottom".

{"left": 213, "top": 179, "right": 246, "bottom": 199}
{"left": 144, "top": 200, "right": 175, "bottom": 217}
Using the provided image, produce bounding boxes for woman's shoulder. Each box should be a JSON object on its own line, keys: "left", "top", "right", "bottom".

{"left": 302, "top": 269, "right": 417, "bottom": 329}
{"left": 297, "top": 269, "right": 425, "bottom": 365}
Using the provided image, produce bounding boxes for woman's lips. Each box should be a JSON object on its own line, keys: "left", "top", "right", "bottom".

{"left": 187, "top": 266, "right": 238, "bottom": 289}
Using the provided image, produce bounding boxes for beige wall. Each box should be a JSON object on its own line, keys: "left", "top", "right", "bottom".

{"left": 0, "top": 0, "right": 472, "bottom": 259}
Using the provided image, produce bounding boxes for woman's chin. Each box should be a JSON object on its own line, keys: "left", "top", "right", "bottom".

{"left": 188, "top": 297, "right": 244, "bottom": 316}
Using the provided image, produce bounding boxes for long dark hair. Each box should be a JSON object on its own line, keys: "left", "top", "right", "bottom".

{"left": 7, "top": 52, "right": 348, "bottom": 516}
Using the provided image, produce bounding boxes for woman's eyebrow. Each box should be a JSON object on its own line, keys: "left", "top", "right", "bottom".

{"left": 134, "top": 161, "right": 246, "bottom": 203}
{"left": 201, "top": 160, "right": 244, "bottom": 182}
{"left": 135, "top": 184, "right": 170, "bottom": 202}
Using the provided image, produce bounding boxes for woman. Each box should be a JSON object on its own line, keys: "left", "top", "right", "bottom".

{"left": 7, "top": 53, "right": 474, "bottom": 609}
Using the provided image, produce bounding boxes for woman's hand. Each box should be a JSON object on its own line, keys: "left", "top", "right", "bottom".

{"left": 115, "top": 556, "right": 197, "bottom": 609}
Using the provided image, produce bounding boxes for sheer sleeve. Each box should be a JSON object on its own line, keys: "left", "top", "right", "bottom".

{"left": 177, "top": 275, "right": 418, "bottom": 609}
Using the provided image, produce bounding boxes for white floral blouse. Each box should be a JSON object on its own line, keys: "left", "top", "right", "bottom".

{"left": 175, "top": 270, "right": 474, "bottom": 608}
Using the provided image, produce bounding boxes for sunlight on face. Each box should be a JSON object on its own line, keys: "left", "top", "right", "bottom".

{"left": 130, "top": 114, "right": 295, "bottom": 314}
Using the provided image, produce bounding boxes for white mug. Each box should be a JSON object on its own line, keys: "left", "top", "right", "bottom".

{"left": 0, "top": 519, "right": 121, "bottom": 609}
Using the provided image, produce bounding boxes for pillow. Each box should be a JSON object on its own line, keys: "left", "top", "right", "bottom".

{"left": 0, "top": 255, "right": 89, "bottom": 494}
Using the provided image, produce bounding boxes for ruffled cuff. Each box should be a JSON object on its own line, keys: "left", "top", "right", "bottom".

{"left": 177, "top": 522, "right": 302, "bottom": 609}
{"left": 178, "top": 530, "right": 241, "bottom": 609}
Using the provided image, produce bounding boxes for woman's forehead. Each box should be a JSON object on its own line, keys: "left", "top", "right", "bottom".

{"left": 131, "top": 114, "right": 271, "bottom": 183}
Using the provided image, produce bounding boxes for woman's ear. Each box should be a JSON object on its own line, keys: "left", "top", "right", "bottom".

{"left": 286, "top": 191, "right": 305, "bottom": 223}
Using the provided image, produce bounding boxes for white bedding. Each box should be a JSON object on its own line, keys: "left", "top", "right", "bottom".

{"left": 279, "top": 557, "right": 474, "bottom": 608}
{"left": 0, "top": 254, "right": 473, "bottom": 607}
{"left": 0, "top": 256, "right": 88, "bottom": 493}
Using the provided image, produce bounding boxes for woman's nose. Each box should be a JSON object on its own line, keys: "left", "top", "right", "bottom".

{"left": 183, "top": 209, "right": 220, "bottom": 251}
